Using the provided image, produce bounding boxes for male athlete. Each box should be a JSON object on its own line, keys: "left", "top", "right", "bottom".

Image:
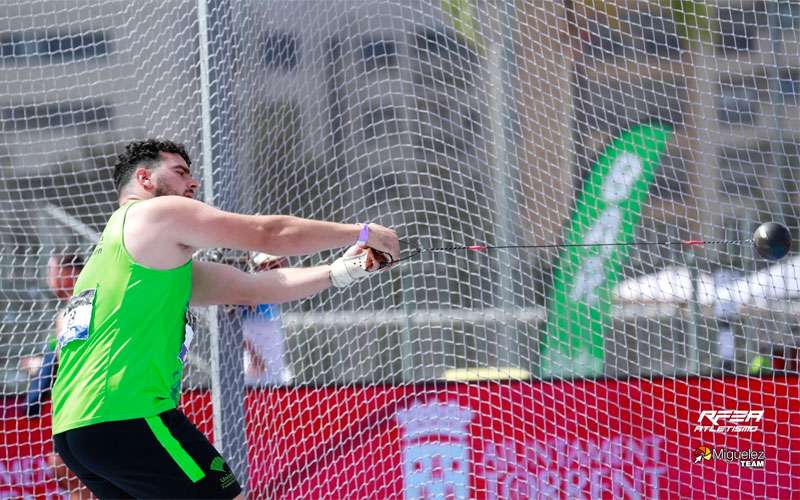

{"left": 51, "top": 139, "right": 400, "bottom": 499}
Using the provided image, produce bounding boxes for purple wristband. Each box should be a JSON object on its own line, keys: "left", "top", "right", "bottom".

{"left": 357, "top": 223, "right": 369, "bottom": 246}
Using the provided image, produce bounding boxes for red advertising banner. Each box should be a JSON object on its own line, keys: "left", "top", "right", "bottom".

{"left": 2, "top": 376, "right": 799, "bottom": 499}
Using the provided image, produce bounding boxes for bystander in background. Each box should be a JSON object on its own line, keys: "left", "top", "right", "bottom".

{"left": 243, "top": 253, "right": 292, "bottom": 386}
{"left": 20, "top": 253, "right": 92, "bottom": 499}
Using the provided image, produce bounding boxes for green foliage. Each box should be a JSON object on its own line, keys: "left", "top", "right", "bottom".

{"left": 663, "top": 0, "right": 711, "bottom": 43}
{"left": 582, "top": 0, "right": 711, "bottom": 45}
{"left": 441, "top": 0, "right": 480, "bottom": 49}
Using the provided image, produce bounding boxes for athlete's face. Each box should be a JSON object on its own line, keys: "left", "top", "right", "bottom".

{"left": 150, "top": 152, "right": 199, "bottom": 199}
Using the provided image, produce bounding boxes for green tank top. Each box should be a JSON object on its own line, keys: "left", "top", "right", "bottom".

{"left": 52, "top": 201, "right": 193, "bottom": 435}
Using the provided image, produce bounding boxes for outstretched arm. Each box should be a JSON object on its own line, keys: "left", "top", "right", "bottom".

{"left": 190, "top": 260, "right": 333, "bottom": 307}
{"left": 141, "top": 196, "right": 400, "bottom": 259}
{"left": 191, "top": 244, "right": 385, "bottom": 306}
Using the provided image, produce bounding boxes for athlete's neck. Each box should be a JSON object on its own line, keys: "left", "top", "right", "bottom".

{"left": 119, "top": 193, "right": 151, "bottom": 206}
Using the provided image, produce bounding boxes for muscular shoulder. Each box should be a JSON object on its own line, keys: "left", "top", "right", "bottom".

{"left": 123, "top": 197, "right": 208, "bottom": 265}
{"left": 126, "top": 196, "right": 211, "bottom": 233}
{"left": 128, "top": 196, "right": 202, "bottom": 219}
{"left": 125, "top": 195, "right": 265, "bottom": 253}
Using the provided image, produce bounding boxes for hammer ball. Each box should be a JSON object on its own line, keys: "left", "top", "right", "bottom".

{"left": 753, "top": 222, "right": 792, "bottom": 260}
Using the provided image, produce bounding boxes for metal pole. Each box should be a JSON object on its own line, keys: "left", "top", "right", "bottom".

{"left": 686, "top": 251, "right": 700, "bottom": 375}
{"left": 486, "top": 0, "right": 522, "bottom": 371}
{"left": 400, "top": 271, "right": 416, "bottom": 382}
{"left": 766, "top": 1, "right": 792, "bottom": 359}
{"left": 766, "top": 1, "right": 789, "bottom": 223}
{"left": 197, "top": 0, "right": 248, "bottom": 487}
{"left": 197, "top": 0, "right": 215, "bottom": 207}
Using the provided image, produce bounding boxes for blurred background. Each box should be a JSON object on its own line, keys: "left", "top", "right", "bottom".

{"left": 1, "top": 0, "right": 800, "bottom": 390}
{"left": 5, "top": 1, "right": 800, "bottom": 496}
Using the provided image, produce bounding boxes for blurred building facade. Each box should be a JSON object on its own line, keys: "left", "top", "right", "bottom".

{"left": 564, "top": 0, "right": 800, "bottom": 375}
{"left": 1, "top": 0, "right": 800, "bottom": 387}
{"left": 0, "top": 1, "right": 204, "bottom": 389}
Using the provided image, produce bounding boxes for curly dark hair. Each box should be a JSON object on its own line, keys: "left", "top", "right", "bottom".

{"left": 113, "top": 139, "right": 192, "bottom": 193}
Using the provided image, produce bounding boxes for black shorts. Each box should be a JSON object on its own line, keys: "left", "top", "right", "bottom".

{"left": 53, "top": 409, "right": 242, "bottom": 499}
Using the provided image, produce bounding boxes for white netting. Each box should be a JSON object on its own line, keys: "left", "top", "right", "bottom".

{"left": 1, "top": 0, "right": 799, "bottom": 497}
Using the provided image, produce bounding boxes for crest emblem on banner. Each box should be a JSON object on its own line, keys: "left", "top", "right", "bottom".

{"left": 396, "top": 401, "right": 473, "bottom": 500}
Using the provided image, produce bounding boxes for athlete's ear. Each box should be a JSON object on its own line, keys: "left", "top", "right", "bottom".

{"left": 136, "top": 167, "right": 153, "bottom": 190}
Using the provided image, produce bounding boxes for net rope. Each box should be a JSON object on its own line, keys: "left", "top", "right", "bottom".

{"left": 1, "top": 1, "right": 798, "bottom": 497}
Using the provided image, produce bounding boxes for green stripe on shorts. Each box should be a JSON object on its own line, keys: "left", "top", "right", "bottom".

{"left": 145, "top": 415, "right": 206, "bottom": 483}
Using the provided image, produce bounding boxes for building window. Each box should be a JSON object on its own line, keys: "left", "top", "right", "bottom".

{"left": 262, "top": 32, "right": 297, "bottom": 70}
{"left": 780, "top": 68, "right": 800, "bottom": 104}
{"left": 717, "top": 143, "right": 770, "bottom": 199}
{"left": 0, "top": 100, "right": 112, "bottom": 131}
{"left": 716, "top": 5, "right": 765, "bottom": 54}
{"left": 717, "top": 75, "right": 762, "bottom": 126}
{"left": 626, "top": 10, "right": 681, "bottom": 58}
{"left": 362, "top": 37, "right": 397, "bottom": 73}
{"left": 362, "top": 106, "right": 398, "bottom": 142}
{"left": 411, "top": 26, "right": 478, "bottom": 88}
{"left": 416, "top": 27, "right": 471, "bottom": 61}
{"left": 776, "top": 0, "right": 800, "bottom": 29}
{"left": 574, "top": 9, "right": 627, "bottom": 61}
{"left": 0, "top": 30, "right": 109, "bottom": 62}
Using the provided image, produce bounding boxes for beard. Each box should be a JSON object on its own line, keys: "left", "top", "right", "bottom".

{"left": 154, "top": 184, "right": 180, "bottom": 197}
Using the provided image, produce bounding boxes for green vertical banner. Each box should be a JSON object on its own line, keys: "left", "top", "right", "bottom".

{"left": 541, "top": 124, "right": 673, "bottom": 378}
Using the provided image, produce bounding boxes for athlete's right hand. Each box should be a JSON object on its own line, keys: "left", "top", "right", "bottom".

{"left": 330, "top": 245, "right": 383, "bottom": 288}
{"left": 364, "top": 223, "right": 400, "bottom": 263}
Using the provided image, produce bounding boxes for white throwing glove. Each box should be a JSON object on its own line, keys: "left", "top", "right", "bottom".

{"left": 250, "top": 252, "right": 289, "bottom": 271}
{"left": 330, "top": 245, "right": 377, "bottom": 288}
{"left": 251, "top": 252, "right": 272, "bottom": 267}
